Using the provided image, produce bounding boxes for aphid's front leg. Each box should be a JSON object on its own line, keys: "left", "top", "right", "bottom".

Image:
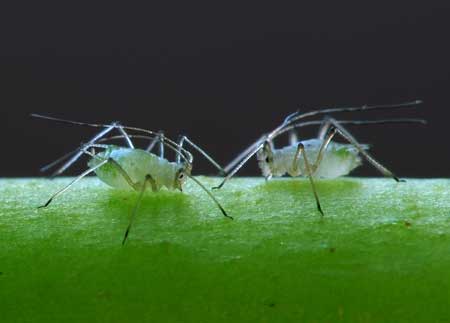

{"left": 326, "top": 118, "right": 404, "bottom": 182}
{"left": 292, "top": 143, "right": 324, "bottom": 216}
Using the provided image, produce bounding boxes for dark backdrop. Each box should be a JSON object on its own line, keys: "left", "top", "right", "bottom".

{"left": 2, "top": 2, "right": 449, "bottom": 177}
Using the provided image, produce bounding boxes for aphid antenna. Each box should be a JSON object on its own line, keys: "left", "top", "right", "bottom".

{"left": 277, "top": 118, "right": 427, "bottom": 138}
{"left": 285, "top": 100, "right": 422, "bottom": 126}
{"left": 39, "top": 148, "right": 80, "bottom": 173}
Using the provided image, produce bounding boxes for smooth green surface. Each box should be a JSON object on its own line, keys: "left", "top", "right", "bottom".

{"left": 0, "top": 177, "right": 449, "bottom": 322}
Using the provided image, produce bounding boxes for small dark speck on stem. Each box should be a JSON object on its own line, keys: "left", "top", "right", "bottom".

{"left": 405, "top": 221, "right": 412, "bottom": 227}
{"left": 329, "top": 247, "right": 336, "bottom": 253}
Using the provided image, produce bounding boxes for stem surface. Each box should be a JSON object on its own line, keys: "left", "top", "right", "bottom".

{"left": 0, "top": 177, "right": 449, "bottom": 322}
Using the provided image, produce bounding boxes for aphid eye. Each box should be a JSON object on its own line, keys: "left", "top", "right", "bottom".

{"left": 265, "top": 157, "right": 270, "bottom": 163}
{"left": 178, "top": 173, "right": 185, "bottom": 180}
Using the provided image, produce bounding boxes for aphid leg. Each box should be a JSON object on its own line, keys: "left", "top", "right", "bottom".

{"left": 107, "top": 159, "right": 143, "bottom": 191}
{"left": 47, "top": 125, "right": 117, "bottom": 177}
{"left": 122, "top": 174, "right": 157, "bottom": 245}
{"left": 117, "top": 125, "right": 135, "bottom": 149}
{"left": 38, "top": 159, "right": 109, "bottom": 208}
{"left": 213, "top": 140, "right": 265, "bottom": 189}
{"left": 158, "top": 132, "right": 165, "bottom": 158}
{"left": 177, "top": 135, "right": 226, "bottom": 175}
{"left": 317, "top": 117, "right": 333, "bottom": 140}
{"left": 262, "top": 140, "right": 274, "bottom": 180}
{"left": 145, "top": 131, "right": 164, "bottom": 152}
{"left": 292, "top": 143, "right": 324, "bottom": 216}
{"left": 223, "top": 135, "right": 266, "bottom": 174}
{"left": 214, "top": 112, "right": 307, "bottom": 189}
{"left": 326, "top": 118, "right": 405, "bottom": 182}
{"left": 311, "top": 126, "right": 338, "bottom": 173}
{"left": 82, "top": 147, "right": 151, "bottom": 191}
{"left": 82, "top": 147, "right": 159, "bottom": 244}
{"left": 186, "top": 174, "right": 233, "bottom": 220}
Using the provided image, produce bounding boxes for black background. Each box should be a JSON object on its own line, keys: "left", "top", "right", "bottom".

{"left": 2, "top": 2, "right": 449, "bottom": 177}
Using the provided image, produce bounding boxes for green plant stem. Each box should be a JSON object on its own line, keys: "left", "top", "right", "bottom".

{"left": 0, "top": 177, "right": 449, "bottom": 322}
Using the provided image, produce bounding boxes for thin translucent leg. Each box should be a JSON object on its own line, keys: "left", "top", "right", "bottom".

{"left": 145, "top": 131, "right": 163, "bottom": 152}
{"left": 317, "top": 118, "right": 333, "bottom": 140}
{"left": 38, "top": 159, "right": 109, "bottom": 208}
{"left": 122, "top": 174, "right": 157, "bottom": 245}
{"left": 177, "top": 135, "right": 225, "bottom": 175}
{"left": 117, "top": 126, "right": 135, "bottom": 148}
{"left": 292, "top": 143, "right": 324, "bottom": 216}
{"left": 327, "top": 118, "right": 404, "bottom": 182}
{"left": 311, "top": 127, "right": 338, "bottom": 173}
{"left": 48, "top": 125, "right": 116, "bottom": 177}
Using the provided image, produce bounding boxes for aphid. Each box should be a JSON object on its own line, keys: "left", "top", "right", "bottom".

{"left": 31, "top": 114, "right": 232, "bottom": 244}
{"left": 213, "top": 100, "right": 425, "bottom": 215}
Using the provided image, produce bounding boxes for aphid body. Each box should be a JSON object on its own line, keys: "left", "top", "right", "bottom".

{"left": 89, "top": 146, "right": 190, "bottom": 191}
{"left": 215, "top": 100, "right": 425, "bottom": 215}
{"left": 257, "top": 139, "right": 367, "bottom": 180}
{"left": 31, "top": 114, "right": 231, "bottom": 244}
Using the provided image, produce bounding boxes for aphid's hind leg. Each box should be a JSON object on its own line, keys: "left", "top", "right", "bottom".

{"left": 326, "top": 118, "right": 404, "bottom": 182}
{"left": 145, "top": 131, "right": 164, "bottom": 153}
{"left": 44, "top": 125, "right": 117, "bottom": 177}
{"left": 122, "top": 174, "right": 157, "bottom": 245}
{"left": 84, "top": 147, "right": 156, "bottom": 191}
{"left": 40, "top": 146, "right": 152, "bottom": 208}
{"left": 38, "top": 158, "right": 109, "bottom": 208}
{"left": 292, "top": 143, "right": 324, "bottom": 216}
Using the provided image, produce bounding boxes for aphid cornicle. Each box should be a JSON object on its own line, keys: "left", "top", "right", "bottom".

{"left": 31, "top": 114, "right": 232, "bottom": 244}
{"left": 213, "top": 100, "right": 425, "bottom": 215}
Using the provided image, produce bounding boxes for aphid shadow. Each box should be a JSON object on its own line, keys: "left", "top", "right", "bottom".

{"left": 258, "top": 177, "right": 362, "bottom": 197}
{"left": 97, "top": 189, "right": 194, "bottom": 222}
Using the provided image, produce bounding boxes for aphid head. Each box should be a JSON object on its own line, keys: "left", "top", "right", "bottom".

{"left": 256, "top": 141, "right": 274, "bottom": 180}
{"left": 174, "top": 163, "right": 192, "bottom": 191}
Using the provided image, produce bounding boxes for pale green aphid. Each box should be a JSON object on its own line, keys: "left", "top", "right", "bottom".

{"left": 88, "top": 145, "right": 188, "bottom": 192}
{"left": 214, "top": 100, "right": 425, "bottom": 215}
{"left": 32, "top": 115, "right": 231, "bottom": 244}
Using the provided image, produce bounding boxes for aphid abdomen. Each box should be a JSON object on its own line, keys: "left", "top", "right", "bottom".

{"left": 272, "top": 139, "right": 368, "bottom": 179}
{"left": 313, "top": 142, "right": 364, "bottom": 178}
{"left": 88, "top": 147, "right": 177, "bottom": 190}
